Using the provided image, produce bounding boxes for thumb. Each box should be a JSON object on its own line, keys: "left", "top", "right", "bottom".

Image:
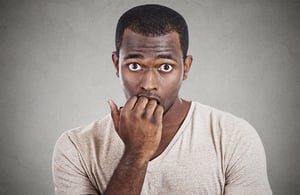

{"left": 108, "top": 99, "right": 120, "bottom": 133}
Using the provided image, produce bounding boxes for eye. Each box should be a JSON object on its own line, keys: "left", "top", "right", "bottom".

{"left": 158, "top": 64, "right": 173, "bottom": 72}
{"left": 128, "top": 63, "right": 142, "bottom": 71}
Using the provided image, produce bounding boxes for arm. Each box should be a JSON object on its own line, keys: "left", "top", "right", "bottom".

{"left": 103, "top": 150, "right": 148, "bottom": 194}
{"left": 224, "top": 120, "right": 272, "bottom": 195}
{"left": 52, "top": 132, "right": 99, "bottom": 195}
{"left": 105, "top": 96, "right": 163, "bottom": 195}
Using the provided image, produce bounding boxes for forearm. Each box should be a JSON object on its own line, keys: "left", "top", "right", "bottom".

{"left": 105, "top": 97, "right": 163, "bottom": 194}
{"left": 103, "top": 152, "right": 149, "bottom": 195}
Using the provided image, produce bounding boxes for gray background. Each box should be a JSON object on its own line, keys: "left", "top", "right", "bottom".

{"left": 0, "top": 0, "right": 299, "bottom": 194}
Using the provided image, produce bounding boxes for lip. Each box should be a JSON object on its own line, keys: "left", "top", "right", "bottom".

{"left": 137, "top": 93, "right": 161, "bottom": 104}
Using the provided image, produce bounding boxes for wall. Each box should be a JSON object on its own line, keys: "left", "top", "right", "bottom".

{"left": 0, "top": 0, "right": 299, "bottom": 194}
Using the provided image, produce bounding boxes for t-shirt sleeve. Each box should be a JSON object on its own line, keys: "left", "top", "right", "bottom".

{"left": 224, "top": 119, "right": 272, "bottom": 195}
{"left": 52, "top": 132, "right": 99, "bottom": 195}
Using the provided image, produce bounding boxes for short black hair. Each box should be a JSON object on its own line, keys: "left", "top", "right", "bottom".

{"left": 115, "top": 4, "right": 189, "bottom": 58}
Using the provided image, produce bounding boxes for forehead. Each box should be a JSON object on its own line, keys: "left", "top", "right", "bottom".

{"left": 120, "top": 29, "right": 182, "bottom": 57}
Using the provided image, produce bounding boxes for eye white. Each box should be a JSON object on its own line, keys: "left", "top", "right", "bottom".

{"left": 158, "top": 64, "right": 173, "bottom": 72}
{"left": 128, "top": 63, "right": 142, "bottom": 71}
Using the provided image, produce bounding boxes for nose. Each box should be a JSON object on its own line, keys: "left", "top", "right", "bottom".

{"left": 140, "top": 69, "right": 158, "bottom": 91}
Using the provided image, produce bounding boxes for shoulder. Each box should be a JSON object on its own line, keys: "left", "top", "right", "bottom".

{"left": 190, "top": 101, "right": 264, "bottom": 160}
{"left": 53, "top": 114, "right": 121, "bottom": 161}
{"left": 52, "top": 115, "right": 124, "bottom": 193}
{"left": 52, "top": 115, "right": 115, "bottom": 194}
{"left": 191, "top": 101, "right": 258, "bottom": 137}
{"left": 191, "top": 102, "right": 271, "bottom": 193}
{"left": 58, "top": 114, "right": 114, "bottom": 143}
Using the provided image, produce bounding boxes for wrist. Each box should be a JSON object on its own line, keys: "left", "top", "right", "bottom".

{"left": 121, "top": 150, "right": 150, "bottom": 169}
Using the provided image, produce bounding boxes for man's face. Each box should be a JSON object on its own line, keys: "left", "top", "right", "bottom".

{"left": 112, "top": 29, "right": 192, "bottom": 113}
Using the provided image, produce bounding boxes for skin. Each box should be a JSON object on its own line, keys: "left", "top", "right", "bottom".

{"left": 105, "top": 28, "right": 193, "bottom": 195}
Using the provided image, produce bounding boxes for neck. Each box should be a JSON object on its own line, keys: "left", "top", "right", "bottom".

{"left": 149, "top": 98, "right": 191, "bottom": 160}
{"left": 162, "top": 98, "right": 191, "bottom": 128}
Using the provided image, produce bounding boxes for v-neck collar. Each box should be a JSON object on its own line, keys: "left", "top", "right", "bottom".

{"left": 148, "top": 101, "right": 195, "bottom": 164}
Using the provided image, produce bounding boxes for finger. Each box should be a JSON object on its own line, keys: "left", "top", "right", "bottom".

{"left": 123, "top": 96, "right": 138, "bottom": 111}
{"left": 153, "top": 104, "right": 164, "bottom": 122}
{"left": 133, "top": 96, "right": 149, "bottom": 112}
{"left": 108, "top": 100, "right": 120, "bottom": 132}
{"left": 144, "top": 99, "right": 158, "bottom": 117}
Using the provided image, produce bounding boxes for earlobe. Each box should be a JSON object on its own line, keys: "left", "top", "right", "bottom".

{"left": 112, "top": 52, "right": 120, "bottom": 77}
{"left": 183, "top": 55, "right": 193, "bottom": 80}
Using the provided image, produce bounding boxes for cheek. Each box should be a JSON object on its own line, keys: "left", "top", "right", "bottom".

{"left": 120, "top": 70, "right": 140, "bottom": 95}
{"left": 161, "top": 73, "right": 183, "bottom": 99}
{"left": 121, "top": 79, "right": 135, "bottom": 99}
{"left": 164, "top": 80, "right": 182, "bottom": 98}
{"left": 164, "top": 70, "right": 183, "bottom": 89}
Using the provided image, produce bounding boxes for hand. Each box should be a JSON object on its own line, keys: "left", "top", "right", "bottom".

{"left": 108, "top": 96, "right": 164, "bottom": 161}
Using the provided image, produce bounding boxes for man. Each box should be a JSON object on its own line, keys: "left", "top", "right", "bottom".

{"left": 52, "top": 4, "right": 272, "bottom": 194}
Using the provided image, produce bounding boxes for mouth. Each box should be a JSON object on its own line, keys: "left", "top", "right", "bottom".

{"left": 137, "top": 93, "right": 161, "bottom": 104}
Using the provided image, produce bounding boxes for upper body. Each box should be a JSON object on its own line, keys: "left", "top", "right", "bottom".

{"left": 53, "top": 101, "right": 272, "bottom": 194}
{"left": 52, "top": 4, "right": 272, "bottom": 194}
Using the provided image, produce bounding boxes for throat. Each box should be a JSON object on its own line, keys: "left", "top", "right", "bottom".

{"left": 150, "top": 100, "right": 191, "bottom": 161}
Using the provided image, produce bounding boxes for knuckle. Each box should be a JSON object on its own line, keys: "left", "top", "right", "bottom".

{"left": 120, "top": 110, "right": 129, "bottom": 119}
{"left": 132, "top": 111, "right": 140, "bottom": 119}
{"left": 151, "top": 116, "right": 157, "bottom": 124}
{"left": 141, "top": 111, "right": 148, "bottom": 119}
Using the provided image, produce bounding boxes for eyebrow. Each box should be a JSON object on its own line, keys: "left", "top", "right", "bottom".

{"left": 157, "top": 54, "right": 176, "bottom": 61}
{"left": 123, "top": 53, "right": 178, "bottom": 63}
{"left": 124, "top": 54, "right": 144, "bottom": 60}
{"left": 156, "top": 54, "right": 179, "bottom": 64}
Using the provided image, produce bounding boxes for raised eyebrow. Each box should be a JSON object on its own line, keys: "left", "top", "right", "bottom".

{"left": 124, "top": 54, "right": 144, "bottom": 60}
{"left": 156, "top": 54, "right": 178, "bottom": 63}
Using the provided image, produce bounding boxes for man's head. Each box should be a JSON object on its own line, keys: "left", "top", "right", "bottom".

{"left": 112, "top": 4, "right": 192, "bottom": 113}
{"left": 115, "top": 4, "right": 189, "bottom": 58}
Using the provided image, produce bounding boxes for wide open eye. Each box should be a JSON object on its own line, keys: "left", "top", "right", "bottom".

{"left": 128, "top": 63, "right": 142, "bottom": 71}
{"left": 158, "top": 64, "right": 173, "bottom": 73}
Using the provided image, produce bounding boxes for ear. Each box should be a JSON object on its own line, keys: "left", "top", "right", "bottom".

{"left": 183, "top": 55, "right": 193, "bottom": 80}
{"left": 112, "top": 52, "right": 120, "bottom": 77}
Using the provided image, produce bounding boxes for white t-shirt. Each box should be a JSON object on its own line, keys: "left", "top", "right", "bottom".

{"left": 52, "top": 102, "right": 272, "bottom": 194}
